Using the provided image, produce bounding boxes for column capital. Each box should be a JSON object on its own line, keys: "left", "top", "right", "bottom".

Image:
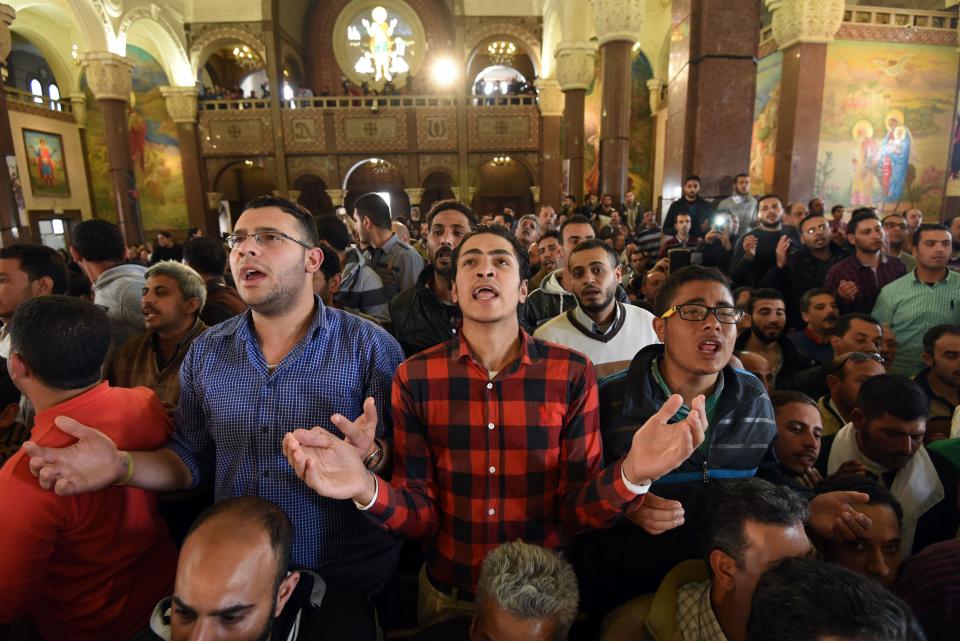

{"left": 206, "top": 192, "right": 223, "bottom": 210}
{"left": 0, "top": 4, "right": 16, "bottom": 64}
{"left": 67, "top": 92, "right": 87, "bottom": 127}
{"left": 159, "top": 86, "right": 199, "bottom": 124}
{"left": 766, "top": 0, "right": 844, "bottom": 50}
{"left": 529, "top": 185, "right": 541, "bottom": 205}
{"left": 325, "top": 188, "right": 343, "bottom": 206}
{"left": 592, "top": 0, "right": 645, "bottom": 46}
{"left": 554, "top": 41, "right": 596, "bottom": 92}
{"left": 80, "top": 52, "right": 133, "bottom": 102}
{"left": 450, "top": 187, "right": 461, "bottom": 201}
{"left": 646, "top": 78, "right": 664, "bottom": 113}
{"left": 535, "top": 78, "right": 564, "bottom": 117}
{"left": 404, "top": 187, "right": 425, "bottom": 206}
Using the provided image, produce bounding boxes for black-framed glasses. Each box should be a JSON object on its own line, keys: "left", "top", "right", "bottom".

{"left": 226, "top": 231, "right": 313, "bottom": 251}
{"left": 662, "top": 303, "right": 744, "bottom": 324}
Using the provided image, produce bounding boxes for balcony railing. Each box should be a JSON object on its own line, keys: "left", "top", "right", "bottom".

{"left": 4, "top": 86, "right": 72, "bottom": 113}
{"left": 198, "top": 93, "right": 538, "bottom": 111}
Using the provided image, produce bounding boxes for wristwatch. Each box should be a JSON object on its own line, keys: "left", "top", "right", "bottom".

{"left": 363, "top": 438, "right": 385, "bottom": 470}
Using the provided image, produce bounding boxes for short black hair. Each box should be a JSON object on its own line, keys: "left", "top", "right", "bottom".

{"left": 833, "top": 312, "right": 880, "bottom": 338}
{"left": 696, "top": 478, "right": 808, "bottom": 568}
{"left": 825, "top": 351, "right": 884, "bottom": 380}
{"left": 450, "top": 224, "right": 529, "bottom": 283}
{"left": 747, "top": 558, "right": 923, "bottom": 641}
{"left": 353, "top": 192, "right": 392, "bottom": 230}
{"left": 183, "top": 237, "right": 227, "bottom": 277}
{"left": 319, "top": 244, "right": 341, "bottom": 280}
{"left": 923, "top": 324, "right": 960, "bottom": 355}
{"left": 72, "top": 219, "right": 125, "bottom": 263}
{"left": 756, "top": 193, "right": 784, "bottom": 210}
{"left": 746, "top": 288, "right": 784, "bottom": 314}
{"left": 242, "top": 195, "right": 320, "bottom": 247}
{"left": 568, "top": 238, "right": 619, "bottom": 269}
{"left": 684, "top": 174, "right": 701, "bottom": 184}
{"left": 559, "top": 214, "right": 593, "bottom": 245}
{"left": 815, "top": 474, "right": 903, "bottom": 527}
{"left": 157, "top": 230, "right": 175, "bottom": 240}
{"left": 857, "top": 374, "right": 931, "bottom": 422}
{"left": 0, "top": 244, "right": 69, "bottom": 294}
{"left": 10, "top": 295, "right": 111, "bottom": 390}
{"left": 654, "top": 265, "right": 732, "bottom": 317}
{"left": 799, "top": 287, "right": 834, "bottom": 313}
{"left": 185, "top": 496, "right": 293, "bottom": 593}
{"left": 0, "top": 366, "right": 20, "bottom": 410}
{"left": 314, "top": 214, "right": 352, "bottom": 252}
{"left": 913, "top": 222, "right": 949, "bottom": 246}
{"left": 564, "top": 194, "right": 576, "bottom": 202}
{"left": 830, "top": 204, "right": 845, "bottom": 214}
{"left": 735, "top": 173, "right": 748, "bottom": 181}
{"left": 769, "top": 390, "right": 818, "bottom": 411}
{"left": 847, "top": 208, "right": 879, "bottom": 235}
{"left": 537, "top": 229, "right": 560, "bottom": 247}
{"left": 798, "top": 212, "right": 826, "bottom": 232}
{"left": 495, "top": 212, "right": 515, "bottom": 230}
{"left": 426, "top": 199, "right": 479, "bottom": 229}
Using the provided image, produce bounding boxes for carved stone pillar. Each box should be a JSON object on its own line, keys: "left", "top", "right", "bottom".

{"left": 325, "top": 188, "right": 344, "bottom": 207}
{"left": 592, "top": 0, "right": 644, "bottom": 204}
{"left": 536, "top": 78, "right": 564, "bottom": 209}
{"left": 288, "top": 189, "right": 301, "bottom": 203}
{"left": 0, "top": 4, "right": 26, "bottom": 243}
{"left": 555, "top": 41, "right": 595, "bottom": 201}
{"left": 160, "top": 86, "right": 211, "bottom": 236}
{"left": 404, "top": 187, "right": 425, "bottom": 206}
{"left": 69, "top": 92, "right": 98, "bottom": 218}
{"left": 529, "top": 185, "right": 541, "bottom": 206}
{"left": 768, "top": 0, "right": 845, "bottom": 203}
{"left": 450, "top": 187, "right": 461, "bottom": 202}
{"left": 82, "top": 52, "right": 142, "bottom": 245}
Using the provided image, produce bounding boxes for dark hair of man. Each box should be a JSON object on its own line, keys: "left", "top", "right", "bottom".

{"left": 831, "top": 205, "right": 845, "bottom": 215}
{"left": 569, "top": 238, "right": 619, "bottom": 269}
{"left": 71, "top": 219, "right": 125, "bottom": 263}
{"left": 157, "top": 230, "right": 174, "bottom": 240}
{"left": 695, "top": 478, "right": 808, "bottom": 570}
{"left": 564, "top": 194, "right": 576, "bottom": 203}
{"left": 0, "top": 366, "right": 20, "bottom": 408}
{"left": 450, "top": 224, "right": 529, "bottom": 283}
{"left": 654, "top": 265, "right": 732, "bottom": 317}
{"left": 496, "top": 212, "right": 515, "bottom": 230}
{"left": 815, "top": 474, "right": 903, "bottom": 526}
{"left": 314, "top": 214, "right": 352, "bottom": 252}
{"left": 0, "top": 244, "right": 69, "bottom": 294}
{"left": 769, "top": 390, "right": 818, "bottom": 412}
{"left": 559, "top": 214, "right": 594, "bottom": 243}
{"left": 242, "top": 195, "right": 321, "bottom": 247}
{"left": 185, "top": 496, "right": 293, "bottom": 594}
{"left": 847, "top": 208, "right": 879, "bottom": 236}
{"left": 426, "top": 199, "right": 479, "bottom": 229}
{"left": 733, "top": 286, "right": 752, "bottom": 307}
{"left": 807, "top": 198, "right": 820, "bottom": 208}
{"left": 799, "top": 287, "right": 834, "bottom": 313}
{"left": 798, "top": 213, "right": 826, "bottom": 232}
{"left": 187, "top": 227, "right": 200, "bottom": 237}
{"left": 857, "top": 374, "right": 931, "bottom": 423}
{"left": 755, "top": 193, "right": 783, "bottom": 211}
{"left": 881, "top": 213, "right": 905, "bottom": 226}
{"left": 319, "top": 244, "right": 341, "bottom": 280}
{"left": 735, "top": 173, "right": 748, "bottom": 181}
{"left": 353, "top": 192, "right": 392, "bottom": 230}
{"left": 832, "top": 312, "right": 880, "bottom": 338}
{"left": 945, "top": 215, "right": 960, "bottom": 230}
{"left": 183, "top": 237, "right": 227, "bottom": 277}
{"left": 746, "top": 288, "right": 784, "bottom": 314}
{"left": 538, "top": 229, "right": 561, "bottom": 247}
{"left": 913, "top": 222, "right": 949, "bottom": 247}
{"left": 747, "top": 557, "right": 923, "bottom": 641}
{"left": 922, "top": 323, "right": 960, "bottom": 356}
{"left": 684, "top": 174, "right": 701, "bottom": 185}
{"left": 67, "top": 274, "right": 92, "bottom": 299}
{"left": 10, "top": 295, "right": 111, "bottom": 391}
{"left": 825, "top": 352, "right": 882, "bottom": 381}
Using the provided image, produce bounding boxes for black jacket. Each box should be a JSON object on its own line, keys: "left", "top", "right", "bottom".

{"left": 389, "top": 266, "right": 461, "bottom": 358}
{"left": 758, "top": 244, "right": 847, "bottom": 329}
{"left": 520, "top": 270, "right": 628, "bottom": 331}
{"left": 734, "top": 330, "right": 819, "bottom": 387}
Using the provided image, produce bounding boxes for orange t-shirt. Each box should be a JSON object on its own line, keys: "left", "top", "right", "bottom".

{"left": 0, "top": 382, "right": 176, "bottom": 640}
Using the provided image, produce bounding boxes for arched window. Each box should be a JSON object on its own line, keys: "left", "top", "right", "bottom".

{"left": 48, "top": 83, "right": 61, "bottom": 111}
{"left": 29, "top": 78, "right": 43, "bottom": 104}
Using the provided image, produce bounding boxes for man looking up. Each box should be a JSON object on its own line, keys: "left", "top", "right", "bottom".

{"left": 715, "top": 173, "right": 757, "bottom": 235}
{"left": 873, "top": 223, "right": 960, "bottom": 376}
{"left": 515, "top": 214, "right": 541, "bottom": 249}
{"left": 825, "top": 209, "right": 907, "bottom": 314}
{"left": 391, "top": 200, "right": 478, "bottom": 357}
{"left": 282, "top": 224, "right": 708, "bottom": 627}
{"left": 536, "top": 205, "right": 557, "bottom": 232}
{"left": 788, "top": 289, "right": 839, "bottom": 364}
{"left": 529, "top": 230, "right": 561, "bottom": 290}
{"left": 0, "top": 296, "right": 176, "bottom": 640}
{"left": 0, "top": 244, "right": 69, "bottom": 359}
{"left": 663, "top": 175, "right": 712, "bottom": 239}
{"left": 355, "top": 192, "right": 424, "bottom": 298}
{"left": 883, "top": 213, "right": 917, "bottom": 271}
{"left": 183, "top": 236, "right": 247, "bottom": 326}
{"left": 535, "top": 239, "right": 659, "bottom": 378}
{"left": 730, "top": 194, "right": 790, "bottom": 287}
{"left": 23, "top": 197, "right": 406, "bottom": 608}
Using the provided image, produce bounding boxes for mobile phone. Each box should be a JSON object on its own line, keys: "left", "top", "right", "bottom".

{"left": 712, "top": 215, "right": 726, "bottom": 230}
{"left": 668, "top": 248, "right": 691, "bottom": 270}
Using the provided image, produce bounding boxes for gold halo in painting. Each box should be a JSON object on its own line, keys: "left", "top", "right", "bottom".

{"left": 884, "top": 109, "right": 905, "bottom": 131}
{"left": 852, "top": 120, "right": 874, "bottom": 139}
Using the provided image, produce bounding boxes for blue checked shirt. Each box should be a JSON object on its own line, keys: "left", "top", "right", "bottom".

{"left": 167, "top": 299, "right": 405, "bottom": 596}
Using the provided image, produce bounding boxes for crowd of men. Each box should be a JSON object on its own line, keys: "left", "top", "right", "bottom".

{"left": 1, "top": 175, "right": 959, "bottom": 641}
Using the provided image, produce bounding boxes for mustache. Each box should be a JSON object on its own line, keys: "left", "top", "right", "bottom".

{"left": 142, "top": 305, "right": 160, "bottom": 316}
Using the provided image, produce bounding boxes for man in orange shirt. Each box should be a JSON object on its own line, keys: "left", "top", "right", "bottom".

{"left": 0, "top": 296, "right": 176, "bottom": 640}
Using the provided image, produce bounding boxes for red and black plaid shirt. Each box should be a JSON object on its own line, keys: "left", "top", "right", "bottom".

{"left": 363, "top": 330, "right": 644, "bottom": 593}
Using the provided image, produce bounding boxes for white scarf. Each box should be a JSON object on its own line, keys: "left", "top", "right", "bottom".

{"left": 828, "top": 423, "right": 944, "bottom": 557}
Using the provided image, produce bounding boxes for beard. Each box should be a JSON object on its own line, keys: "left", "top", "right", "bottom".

{"left": 431, "top": 246, "right": 454, "bottom": 278}
{"left": 242, "top": 261, "right": 307, "bottom": 316}
{"left": 578, "top": 287, "right": 616, "bottom": 314}
{"left": 751, "top": 323, "right": 783, "bottom": 344}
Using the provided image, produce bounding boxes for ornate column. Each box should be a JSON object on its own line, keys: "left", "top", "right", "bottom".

{"left": 160, "top": 86, "right": 212, "bottom": 236}
{"left": 325, "top": 188, "right": 343, "bottom": 207}
{"left": 555, "top": 41, "right": 595, "bottom": 201}
{"left": 288, "top": 189, "right": 301, "bottom": 203}
{"left": 536, "top": 78, "right": 564, "bottom": 209}
{"left": 81, "top": 52, "right": 142, "bottom": 245}
{"left": 0, "top": 5, "right": 26, "bottom": 244}
{"left": 529, "top": 186, "right": 541, "bottom": 207}
{"left": 592, "top": 0, "right": 644, "bottom": 204}
{"left": 768, "top": 0, "right": 845, "bottom": 203}
{"left": 69, "top": 92, "right": 99, "bottom": 219}
{"left": 404, "top": 187, "right": 424, "bottom": 206}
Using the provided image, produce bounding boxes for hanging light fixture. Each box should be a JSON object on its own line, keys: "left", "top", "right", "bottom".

{"left": 227, "top": 44, "right": 261, "bottom": 71}
{"left": 491, "top": 155, "right": 512, "bottom": 168}
{"left": 486, "top": 41, "right": 517, "bottom": 66}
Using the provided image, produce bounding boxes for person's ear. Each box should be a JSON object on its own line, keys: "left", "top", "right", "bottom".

{"left": 921, "top": 352, "right": 933, "bottom": 369}
{"left": 800, "top": 310, "right": 810, "bottom": 325}
{"left": 709, "top": 549, "right": 737, "bottom": 593}
{"left": 653, "top": 315, "right": 665, "bottom": 343}
{"left": 185, "top": 296, "right": 201, "bottom": 317}
{"left": 450, "top": 277, "right": 459, "bottom": 305}
{"left": 32, "top": 275, "right": 55, "bottom": 297}
{"left": 274, "top": 571, "right": 301, "bottom": 617}
{"left": 329, "top": 273, "right": 342, "bottom": 297}
{"left": 829, "top": 336, "right": 841, "bottom": 353}
{"left": 69, "top": 246, "right": 81, "bottom": 263}
{"left": 826, "top": 373, "right": 840, "bottom": 396}
{"left": 850, "top": 407, "right": 866, "bottom": 431}
{"left": 0, "top": 401, "right": 18, "bottom": 428}
{"left": 614, "top": 264, "right": 622, "bottom": 284}
{"left": 7, "top": 353, "right": 27, "bottom": 382}
{"left": 518, "top": 276, "right": 528, "bottom": 304}
{"left": 305, "top": 247, "right": 323, "bottom": 274}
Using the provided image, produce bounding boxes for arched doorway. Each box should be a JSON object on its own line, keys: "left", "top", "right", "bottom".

{"left": 466, "top": 37, "right": 537, "bottom": 97}
{"left": 294, "top": 174, "right": 333, "bottom": 215}
{"left": 421, "top": 171, "right": 455, "bottom": 216}
{"left": 474, "top": 157, "right": 534, "bottom": 217}
{"left": 343, "top": 158, "right": 409, "bottom": 220}
{"left": 214, "top": 162, "right": 277, "bottom": 223}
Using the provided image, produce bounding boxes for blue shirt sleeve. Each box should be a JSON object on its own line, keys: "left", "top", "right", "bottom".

{"left": 166, "top": 341, "right": 215, "bottom": 488}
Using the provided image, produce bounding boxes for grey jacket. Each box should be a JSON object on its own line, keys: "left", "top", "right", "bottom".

{"left": 94, "top": 263, "right": 146, "bottom": 348}
{"left": 338, "top": 247, "right": 391, "bottom": 324}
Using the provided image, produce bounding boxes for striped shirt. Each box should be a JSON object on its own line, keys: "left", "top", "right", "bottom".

{"left": 895, "top": 538, "right": 960, "bottom": 640}
{"left": 872, "top": 269, "right": 960, "bottom": 376}
{"left": 635, "top": 226, "right": 662, "bottom": 254}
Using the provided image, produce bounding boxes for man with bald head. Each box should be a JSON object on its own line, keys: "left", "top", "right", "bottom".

{"left": 141, "top": 496, "right": 378, "bottom": 640}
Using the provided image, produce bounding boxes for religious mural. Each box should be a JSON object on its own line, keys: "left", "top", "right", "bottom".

{"left": 83, "top": 45, "right": 186, "bottom": 231}
{"left": 815, "top": 40, "right": 958, "bottom": 215}
{"left": 749, "top": 51, "right": 781, "bottom": 194}
{"left": 583, "top": 49, "right": 654, "bottom": 208}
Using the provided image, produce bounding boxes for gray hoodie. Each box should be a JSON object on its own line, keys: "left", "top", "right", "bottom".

{"left": 94, "top": 263, "right": 146, "bottom": 347}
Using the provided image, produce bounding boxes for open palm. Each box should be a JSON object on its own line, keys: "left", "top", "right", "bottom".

{"left": 624, "top": 394, "right": 706, "bottom": 484}
{"left": 283, "top": 429, "right": 370, "bottom": 500}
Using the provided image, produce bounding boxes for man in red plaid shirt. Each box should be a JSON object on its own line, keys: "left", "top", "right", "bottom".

{"left": 284, "top": 226, "right": 707, "bottom": 626}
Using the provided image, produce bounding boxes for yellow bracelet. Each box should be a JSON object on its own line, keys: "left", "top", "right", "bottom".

{"left": 116, "top": 452, "right": 134, "bottom": 486}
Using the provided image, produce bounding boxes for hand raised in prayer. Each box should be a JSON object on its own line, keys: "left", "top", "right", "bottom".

{"left": 622, "top": 394, "right": 706, "bottom": 485}
{"left": 283, "top": 428, "right": 373, "bottom": 502}
{"left": 22, "top": 416, "right": 126, "bottom": 496}
{"left": 836, "top": 280, "right": 859, "bottom": 302}
{"left": 808, "top": 490, "right": 873, "bottom": 542}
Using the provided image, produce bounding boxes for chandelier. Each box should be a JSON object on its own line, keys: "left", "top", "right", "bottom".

{"left": 229, "top": 45, "right": 261, "bottom": 71}
{"left": 491, "top": 155, "right": 512, "bottom": 167}
{"left": 486, "top": 41, "right": 517, "bottom": 66}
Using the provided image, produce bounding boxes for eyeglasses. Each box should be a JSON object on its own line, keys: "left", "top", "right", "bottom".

{"left": 661, "top": 303, "right": 744, "bottom": 324}
{"left": 226, "top": 231, "right": 313, "bottom": 251}
{"left": 804, "top": 223, "right": 828, "bottom": 235}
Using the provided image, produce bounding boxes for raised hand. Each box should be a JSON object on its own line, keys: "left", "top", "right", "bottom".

{"left": 625, "top": 492, "right": 685, "bottom": 535}
{"left": 808, "top": 490, "right": 873, "bottom": 542}
{"left": 836, "top": 280, "right": 858, "bottom": 302}
{"left": 742, "top": 234, "right": 759, "bottom": 259}
{"left": 775, "top": 235, "right": 791, "bottom": 268}
{"left": 325, "top": 396, "right": 378, "bottom": 460}
{"left": 22, "top": 416, "right": 126, "bottom": 496}
{"left": 623, "top": 394, "right": 706, "bottom": 485}
{"left": 282, "top": 429, "right": 372, "bottom": 501}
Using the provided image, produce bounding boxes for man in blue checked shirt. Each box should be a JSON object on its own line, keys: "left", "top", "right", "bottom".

{"left": 23, "top": 197, "right": 405, "bottom": 605}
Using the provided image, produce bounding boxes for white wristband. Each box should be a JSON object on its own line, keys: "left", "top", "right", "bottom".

{"left": 354, "top": 471, "right": 380, "bottom": 511}
{"left": 621, "top": 466, "right": 652, "bottom": 495}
